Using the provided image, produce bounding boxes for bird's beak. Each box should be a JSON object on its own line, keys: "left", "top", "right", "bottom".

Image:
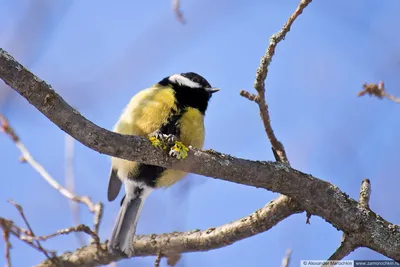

{"left": 205, "top": 87, "right": 220, "bottom": 93}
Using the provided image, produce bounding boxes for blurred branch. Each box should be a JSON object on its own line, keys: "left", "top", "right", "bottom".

{"left": 0, "top": 114, "right": 103, "bottom": 236}
{"left": 65, "top": 134, "right": 86, "bottom": 246}
{"left": 358, "top": 81, "right": 400, "bottom": 104}
{"left": 327, "top": 179, "right": 371, "bottom": 263}
{"left": 7, "top": 200, "right": 54, "bottom": 261}
{"left": 1, "top": 48, "right": 400, "bottom": 262}
{"left": 21, "top": 224, "right": 100, "bottom": 245}
{"left": 36, "top": 195, "right": 303, "bottom": 267}
{"left": 281, "top": 249, "right": 292, "bottom": 267}
{"left": 0, "top": 218, "right": 54, "bottom": 255}
{"left": 0, "top": 216, "right": 102, "bottom": 265}
{"left": 1, "top": 219, "right": 12, "bottom": 267}
{"left": 173, "top": 0, "right": 186, "bottom": 24}
{"left": 241, "top": 0, "right": 312, "bottom": 164}
{"left": 154, "top": 252, "right": 162, "bottom": 267}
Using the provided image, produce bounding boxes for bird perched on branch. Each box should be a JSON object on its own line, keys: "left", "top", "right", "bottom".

{"left": 107, "top": 72, "right": 219, "bottom": 257}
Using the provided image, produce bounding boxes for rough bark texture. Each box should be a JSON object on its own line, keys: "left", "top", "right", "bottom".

{"left": 1, "top": 47, "right": 400, "bottom": 266}
{"left": 36, "top": 196, "right": 302, "bottom": 267}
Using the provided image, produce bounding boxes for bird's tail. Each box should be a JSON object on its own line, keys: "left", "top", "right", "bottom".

{"left": 108, "top": 186, "right": 149, "bottom": 257}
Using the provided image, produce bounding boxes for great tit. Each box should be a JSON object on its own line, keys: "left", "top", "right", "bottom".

{"left": 107, "top": 72, "right": 219, "bottom": 257}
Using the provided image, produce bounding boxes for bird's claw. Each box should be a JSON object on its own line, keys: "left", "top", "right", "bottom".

{"left": 165, "top": 134, "right": 178, "bottom": 145}
{"left": 149, "top": 130, "right": 167, "bottom": 149}
{"left": 149, "top": 131, "right": 179, "bottom": 150}
{"left": 169, "top": 141, "right": 189, "bottom": 159}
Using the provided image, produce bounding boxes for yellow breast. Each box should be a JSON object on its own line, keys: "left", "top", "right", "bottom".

{"left": 179, "top": 107, "right": 205, "bottom": 149}
{"left": 111, "top": 87, "right": 177, "bottom": 179}
{"left": 155, "top": 107, "right": 205, "bottom": 188}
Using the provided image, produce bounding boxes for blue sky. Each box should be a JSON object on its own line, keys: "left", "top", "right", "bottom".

{"left": 1, "top": 0, "right": 400, "bottom": 266}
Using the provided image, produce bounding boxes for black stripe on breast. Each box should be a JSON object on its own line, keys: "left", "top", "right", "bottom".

{"left": 127, "top": 107, "right": 184, "bottom": 188}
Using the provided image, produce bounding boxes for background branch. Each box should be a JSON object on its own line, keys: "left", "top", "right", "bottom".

{"left": 7, "top": 200, "right": 54, "bottom": 261}
{"left": 241, "top": 0, "right": 312, "bottom": 164}
{"left": 358, "top": 81, "right": 400, "bottom": 104}
{"left": 36, "top": 195, "right": 303, "bottom": 267}
{"left": 0, "top": 114, "right": 103, "bottom": 236}
{"left": 281, "top": 249, "right": 292, "bottom": 267}
{"left": 65, "top": 134, "right": 86, "bottom": 246}
{"left": 1, "top": 219, "right": 12, "bottom": 267}
{"left": 172, "top": 0, "right": 185, "bottom": 24}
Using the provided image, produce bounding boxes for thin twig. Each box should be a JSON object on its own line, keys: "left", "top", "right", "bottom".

{"left": 65, "top": 134, "right": 86, "bottom": 246}
{"left": 0, "top": 114, "right": 104, "bottom": 236}
{"left": 0, "top": 217, "right": 102, "bottom": 261}
{"left": 20, "top": 224, "right": 100, "bottom": 245}
{"left": 1, "top": 219, "right": 12, "bottom": 267}
{"left": 359, "top": 179, "right": 371, "bottom": 209}
{"left": 7, "top": 200, "right": 53, "bottom": 260}
{"left": 173, "top": 0, "right": 185, "bottom": 24}
{"left": 240, "top": 90, "right": 260, "bottom": 103}
{"left": 154, "top": 252, "right": 163, "bottom": 267}
{"left": 242, "top": 0, "right": 312, "bottom": 164}
{"left": 0, "top": 218, "right": 56, "bottom": 256}
{"left": 358, "top": 81, "right": 400, "bottom": 104}
{"left": 281, "top": 249, "right": 292, "bottom": 267}
{"left": 328, "top": 234, "right": 358, "bottom": 262}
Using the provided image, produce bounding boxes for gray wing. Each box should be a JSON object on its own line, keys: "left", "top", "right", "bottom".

{"left": 108, "top": 169, "right": 122, "bottom": 201}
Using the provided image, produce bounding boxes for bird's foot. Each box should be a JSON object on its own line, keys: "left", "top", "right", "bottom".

{"left": 169, "top": 141, "right": 189, "bottom": 159}
{"left": 149, "top": 130, "right": 179, "bottom": 150}
{"left": 149, "top": 130, "right": 168, "bottom": 150}
{"left": 164, "top": 134, "right": 178, "bottom": 146}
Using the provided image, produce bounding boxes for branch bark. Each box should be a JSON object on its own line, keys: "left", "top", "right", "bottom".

{"left": 328, "top": 179, "right": 372, "bottom": 263}
{"left": 1, "top": 48, "right": 400, "bottom": 263}
{"left": 36, "top": 196, "right": 302, "bottom": 267}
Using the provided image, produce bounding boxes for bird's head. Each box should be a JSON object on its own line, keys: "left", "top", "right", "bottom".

{"left": 158, "top": 72, "right": 219, "bottom": 113}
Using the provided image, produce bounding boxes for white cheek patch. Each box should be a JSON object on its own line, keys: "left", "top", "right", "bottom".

{"left": 169, "top": 74, "right": 201, "bottom": 88}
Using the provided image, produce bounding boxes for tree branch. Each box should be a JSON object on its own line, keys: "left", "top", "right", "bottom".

{"left": 328, "top": 179, "right": 373, "bottom": 263}
{"left": 358, "top": 81, "right": 400, "bottom": 104}
{"left": 0, "top": 114, "right": 104, "bottom": 236}
{"left": 7, "top": 200, "right": 53, "bottom": 261}
{"left": 172, "top": 0, "right": 185, "bottom": 24}
{"left": 36, "top": 195, "right": 302, "bottom": 267}
{"left": 241, "top": 0, "right": 312, "bottom": 164}
{"left": 1, "top": 219, "right": 12, "bottom": 267}
{"left": 1, "top": 48, "right": 400, "bottom": 262}
{"left": 281, "top": 249, "right": 292, "bottom": 267}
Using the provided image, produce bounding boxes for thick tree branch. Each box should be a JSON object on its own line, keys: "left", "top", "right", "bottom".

{"left": 1, "top": 48, "right": 400, "bottom": 262}
{"left": 36, "top": 195, "right": 302, "bottom": 267}
{"left": 328, "top": 179, "right": 372, "bottom": 263}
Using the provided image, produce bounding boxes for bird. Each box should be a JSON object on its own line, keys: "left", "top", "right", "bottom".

{"left": 107, "top": 72, "right": 219, "bottom": 257}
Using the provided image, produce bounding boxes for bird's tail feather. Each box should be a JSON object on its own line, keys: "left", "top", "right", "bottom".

{"left": 109, "top": 194, "right": 144, "bottom": 257}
